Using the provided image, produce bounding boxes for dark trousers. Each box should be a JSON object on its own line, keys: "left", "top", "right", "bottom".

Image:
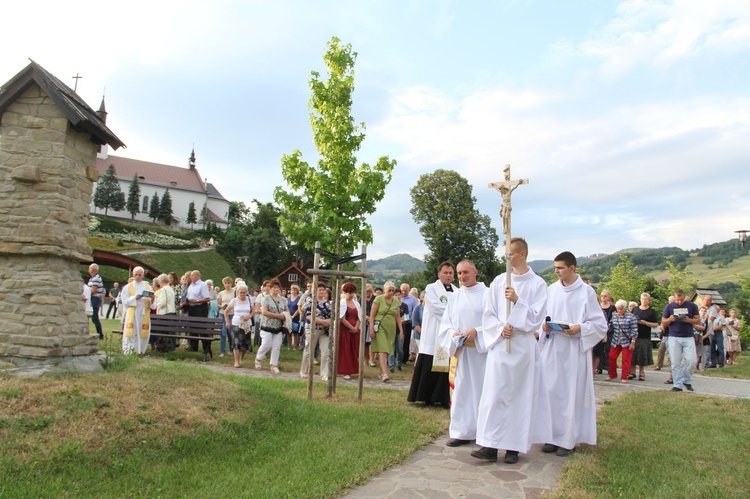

{"left": 710, "top": 335, "right": 725, "bottom": 367}
{"left": 187, "top": 303, "right": 211, "bottom": 353}
{"left": 90, "top": 296, "right": 103, "bottom": 339}
{"left": 106, "top": 299, "right": 117, "bottom": 319}
{"left": 401, "top": 322, "right": 412, "bottom": 364}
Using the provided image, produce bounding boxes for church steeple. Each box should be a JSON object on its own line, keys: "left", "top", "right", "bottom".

{"left": 96, "top": 96, "right": 107, "bottom": 123}
{"left": 96, "top": 96, "right": 109, "bottom": 159}
{"left": 188, "top": 147, "right": 196, "bottom": 169}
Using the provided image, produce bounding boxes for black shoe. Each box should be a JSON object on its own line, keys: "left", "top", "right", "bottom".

{"left": 446, "top": 438, "right": 471, "bottom": 447}
{"left": 470, "top": 446, "right": 498, "bottom": 462}
{"left": 389, "top": 367, "right": 394, "bottom": 373}
{"left": 684, "top": 384, "right": 694, "bottom": 392}
{"left": 671, "top": 387, "right": 683, "bottom": 392}
{"left": 555, "top": 447, "right": 574, "bottom": 457}
{"left": 706, "top": 365, "right": 717, "bottom": 369}
{"left": 542, "top": 443, "right": 558, "bottom": 453}
{"left": 627, "top": 373, "right": 636, "bottom": 380}
{"left": 504, "top": 451, "right": 519, "bottom": 464}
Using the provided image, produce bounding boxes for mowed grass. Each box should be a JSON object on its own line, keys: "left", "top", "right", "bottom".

{"left": 551, "top": 391, "right": 750, "bottom": 498}
{"left": 699, "top": 352, "right": 750, "bottom": 380}
{"left": 0, "top": 359, "right": 448, "bottom": 498}
{"left": 130, "top": 249, "right": 236, "bottom": 287}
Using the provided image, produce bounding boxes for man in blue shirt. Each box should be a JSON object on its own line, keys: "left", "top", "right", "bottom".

{"left": 661, "top": 289, "right": 700, "bottom": 392}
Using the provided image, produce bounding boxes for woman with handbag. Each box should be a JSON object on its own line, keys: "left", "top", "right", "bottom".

{"left": 255, "top": 278, "right": 287, "bottom": 374}
{"left": 369, "top": 281, "right": 403, "bottom": 382}
{"left": 726, "top": 309, "right": 742, "bottom": 365}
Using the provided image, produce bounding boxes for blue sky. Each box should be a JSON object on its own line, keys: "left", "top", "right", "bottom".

{"left": 4, "top": 0, "right": 749, "bottom": 262}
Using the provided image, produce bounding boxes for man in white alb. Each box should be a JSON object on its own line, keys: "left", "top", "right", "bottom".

{"left": 471, "top": 238, "right": 549, "bottom": 464}
{"left": 437, "top": 260, "right": 488, "bottom": 448}
{"left": 536, "top": 251, "right": 607, "bottom": 456}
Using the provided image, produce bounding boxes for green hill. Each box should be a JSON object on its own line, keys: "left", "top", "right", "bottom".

{"left": 356, "top": 253, "right": 425, "bottom": 284}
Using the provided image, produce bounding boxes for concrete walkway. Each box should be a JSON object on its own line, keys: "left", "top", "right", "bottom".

{"left": 189, "top": 361, "right": 750, "bottom": 498}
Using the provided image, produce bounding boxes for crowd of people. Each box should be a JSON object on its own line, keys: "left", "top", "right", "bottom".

{"left": 84, "top": 250, "right": 743, "bottom": 466}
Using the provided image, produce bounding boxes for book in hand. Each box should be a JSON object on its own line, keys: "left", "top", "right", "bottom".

{"left": 141, "top": 290, "right": 154, "bottom": 297}
{"left": 546, "top": 321, "right": 570, "bottom": 332}
{"left": 672, "top": 307, "right": 688, "bottom": 319}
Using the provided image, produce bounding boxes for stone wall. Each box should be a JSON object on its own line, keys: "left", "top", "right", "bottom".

{"left": 0, "top": 83, "right": 100, "bottom": 364}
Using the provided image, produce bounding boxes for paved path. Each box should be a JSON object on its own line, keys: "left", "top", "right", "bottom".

{"left": 193, "top": 361, "right": 750, "bottom": 498}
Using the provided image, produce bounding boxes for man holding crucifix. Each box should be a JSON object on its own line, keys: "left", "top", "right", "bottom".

{"left": 472, "top": 237, "right": 549, "bottom": 464}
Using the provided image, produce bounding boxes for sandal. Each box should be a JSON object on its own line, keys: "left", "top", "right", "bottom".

{"left": 638, "top": 376, "right": 645, "bottom": 381}
{"left": 665, "top": 378, "right": 673, "bottom": 384}
{"left": 379, "top": 373, "right": 390, "bottom": 382}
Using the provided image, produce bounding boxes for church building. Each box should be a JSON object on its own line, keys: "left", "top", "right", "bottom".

{"left": 91, "top": 100, "right": 229, "bottom": 230}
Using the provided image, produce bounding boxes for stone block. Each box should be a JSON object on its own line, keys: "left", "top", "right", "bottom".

{"left": 12, "top": 335, "right": 55, "bottom": 348}
{"left": 18, "top": 115, "right": 50, "bottom": 129}
{"left": 29, "top": 295, "right": 64, "bottom": 305}
{"left": 86, "top": 166, "right": 99, "bottom": 182}
{"left": 11, "top": 165, "right": 43, "bottom": 183}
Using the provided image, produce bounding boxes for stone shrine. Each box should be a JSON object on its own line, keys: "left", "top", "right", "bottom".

{"left": 0, "top": 60, "right": 124, "bottom": 369}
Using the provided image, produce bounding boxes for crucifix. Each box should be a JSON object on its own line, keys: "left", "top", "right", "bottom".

{"left": 72, "top": 73, "right": 82, "bottom": 92}
{"left": 489, "top": 164, "right": 528, "bottom": 353}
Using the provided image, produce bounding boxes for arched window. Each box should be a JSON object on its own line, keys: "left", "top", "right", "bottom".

{"left": 142, "top": 196, "right": 149, "bottom": 212}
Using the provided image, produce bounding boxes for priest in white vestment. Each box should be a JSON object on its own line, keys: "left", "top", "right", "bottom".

{"left": 437, "top": 261, "right": 488, "bottom": 447}
{"left": 121, "top": 266, "right": 153, "bottom": 356}
{"left": 535, "top": 251, "right": 607, "bottom": 456}
{"left": 408, "top": 262, "right": 455, "bottom": 407}
{"left": 472, "top": 238, "right": 550, "bottom": 464}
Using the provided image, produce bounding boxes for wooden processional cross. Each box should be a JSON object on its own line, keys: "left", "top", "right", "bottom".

{"left": 489, "top": 164, "right": 528, "bottom": 353}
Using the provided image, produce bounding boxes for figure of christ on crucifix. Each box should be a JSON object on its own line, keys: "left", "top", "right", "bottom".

{"left": 488, "top": 164, "right": 528, "bottom": 352}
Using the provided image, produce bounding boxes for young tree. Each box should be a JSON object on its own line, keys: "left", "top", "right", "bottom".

{"left": 274, "top": 37, "right": 396, "bottom": 256}
{"left": 148, "top": 192, "right": 160, "bottom": 222}
{"left": 126, "top": 173, "right": 141, "bottom": 219}
{"left": 600, "top": 255, "right": 648, "bottom": 303}
{"left": 199, "top": 202, "right": 208, "bottom": 228}
{"left": 410, "top": 169, "right": 502, "bottom": 283}
{"left": 186, "top": 201, "right": 197, "bottom": 229}
{"left": 93, "top": 164, "right": 125, "bottom": 215}
{"left": 159, "top": 189, "right": 173, "bottom": 224}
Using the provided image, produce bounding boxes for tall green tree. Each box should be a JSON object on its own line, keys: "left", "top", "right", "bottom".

{"left": 93, "top": 164, "right": 125, "bottom": 215}
{"left": 148, "top": 192, "right": 160, "bottom": 222}
{"left": 186, "top": 201, "right": 197, "bottom": 229}
{"left": 126, "top": 173, "right": 141, "bottom": 219}
{"left": 159, "top": 189, "right": 173, "bottom": 224}
{"left": 410, "top": 169, "right": 502, "bottom": 283}
{"left": 274, "top": 37, "right": 396, "bottom": 256}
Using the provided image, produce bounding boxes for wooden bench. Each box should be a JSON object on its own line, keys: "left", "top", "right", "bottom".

{"left": 113, "top": 315, "right": 224, "bottom": 362}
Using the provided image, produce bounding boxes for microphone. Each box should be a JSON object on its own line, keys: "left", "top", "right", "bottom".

{"left": 545, "top": 316, "right": 551, "bottom": 338}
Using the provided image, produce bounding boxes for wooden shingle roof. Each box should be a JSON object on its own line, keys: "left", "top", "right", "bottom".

{"left": 0, "top": 60, "right": 125, "bottom": 149}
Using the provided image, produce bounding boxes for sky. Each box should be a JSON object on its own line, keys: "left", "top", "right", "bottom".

{"left": 3, "top": 0, "right": 750, "bottom": 262}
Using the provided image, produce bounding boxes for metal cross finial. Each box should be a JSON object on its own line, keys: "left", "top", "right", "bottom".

{"left": 72, "top": 73, "right": 83, "bottom": 92}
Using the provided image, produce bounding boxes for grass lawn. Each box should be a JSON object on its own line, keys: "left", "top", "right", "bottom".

{"left": 0, "top": 357, "right": 447, "bottom": 497}
{"left": 699, "top": 352, "right": 750, "bottom": 380}
{"left": 551, "top": 391, "right": 750, "bottom": 498}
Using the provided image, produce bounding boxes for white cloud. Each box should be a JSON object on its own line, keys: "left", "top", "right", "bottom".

{"left": 580, "top": 0, "right": 750, "bottom": 79}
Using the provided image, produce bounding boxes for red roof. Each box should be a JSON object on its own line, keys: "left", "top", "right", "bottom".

{"left": 96, "top": 155, "right": 206, "bottom": 192}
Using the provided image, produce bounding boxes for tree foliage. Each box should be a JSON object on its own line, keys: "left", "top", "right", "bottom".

{"left": 126, "top": 173, "right": 141, "bottom": 219}
{"left": 215, "top": 200, "right": 314, "bottom": 285}
{"left": 274, "top": 36, "right": 396, "bottom": 256}
{"left": 600, "top": 255, "right": 649, "bottom": 304}
{"left": 410, "top": 169, "right": 502, "bottom": 284}
{"left": 93, "top": 164, "right": 125, "bottom": 216}
{"left": 148, "top": 192, "right": 160, "bottom": 222}
{"left": 186, "top": 201, "right": 197, "bottom": 228}
{"left": 159, "top": 189, "right": 173, "bottom": 224}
